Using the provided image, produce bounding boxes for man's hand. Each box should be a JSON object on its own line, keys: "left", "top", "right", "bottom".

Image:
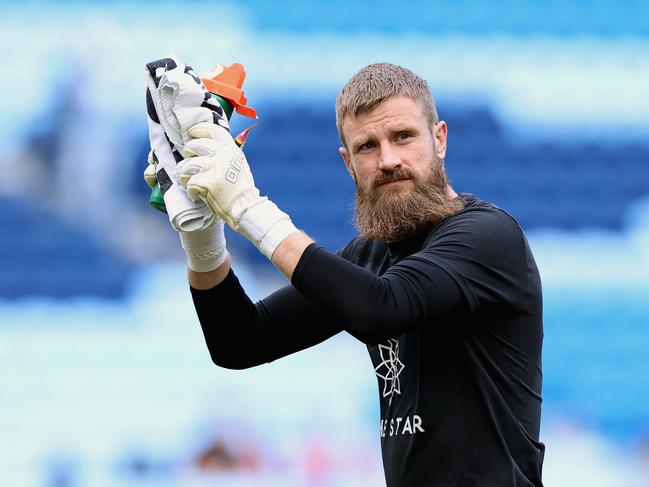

{"left": 177, "top": 122, "right": 299, "bottom": 259}
{"left": 143, "top": 149, "right": 229, "bottom": 274}
{"left": 178, "top": 122, "right": 259, "bottom": 230}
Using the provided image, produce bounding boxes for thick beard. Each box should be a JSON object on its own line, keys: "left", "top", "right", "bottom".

{"left": 353, "top": 158, "right": 465, "bottom": 242}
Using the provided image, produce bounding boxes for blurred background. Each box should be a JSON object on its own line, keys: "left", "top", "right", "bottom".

{"left": 1, "top": 1, "right": 648, "bottom": 485}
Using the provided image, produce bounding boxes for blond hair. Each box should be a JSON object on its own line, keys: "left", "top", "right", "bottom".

{"left": 335, "top": 63, "right": 439, "bottom": 147}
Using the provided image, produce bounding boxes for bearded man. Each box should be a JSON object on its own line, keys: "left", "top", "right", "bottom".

{"left": 151, "top": 63, "right": 545, "bottom": 486}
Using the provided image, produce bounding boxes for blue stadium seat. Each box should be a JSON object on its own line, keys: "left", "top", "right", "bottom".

{"left": 0, "top": 197, "right": 134, "bottom": 300}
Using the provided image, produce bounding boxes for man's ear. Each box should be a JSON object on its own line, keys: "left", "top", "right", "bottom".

{"left": 339, "top": 146, "right": 356, "bottom": 183}
{"left": 433, "top": 121, "right": 448, "bottom": 161}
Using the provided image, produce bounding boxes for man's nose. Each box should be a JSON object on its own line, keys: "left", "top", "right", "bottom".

{"left": 378, "top": 143, "right": 402, "bottom": 171}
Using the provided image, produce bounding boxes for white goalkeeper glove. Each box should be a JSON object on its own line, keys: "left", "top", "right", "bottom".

{"left": 177, "top": 121, "right": 298, "bottom": 259}
{"left": 144, "top": 151, "right": 228, "bottom": 272}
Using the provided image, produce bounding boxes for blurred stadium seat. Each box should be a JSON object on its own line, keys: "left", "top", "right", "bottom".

{"left": 0, "top": 196, "right": 133, "bottom": 299}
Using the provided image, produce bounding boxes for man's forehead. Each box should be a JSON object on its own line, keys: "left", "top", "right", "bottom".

{"left": 342, "top": 95, "right": 426, "bottom": 136}
{"left": 350, "top": 94, "right": 419, "bottom": 117}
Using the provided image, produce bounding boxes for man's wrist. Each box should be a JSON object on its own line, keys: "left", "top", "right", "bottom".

{"left": 187, "top": 254, "right": 232, "bottom": 290}
{"left": 270, "top": 231, "right": 315, "bottom": 281}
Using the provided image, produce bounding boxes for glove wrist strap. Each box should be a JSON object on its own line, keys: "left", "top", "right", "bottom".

{"left": 237, "top": 199, "right": 299, "bottom": 259}
{"left": 179, "top": 221, "right": 228, "bottom": 272}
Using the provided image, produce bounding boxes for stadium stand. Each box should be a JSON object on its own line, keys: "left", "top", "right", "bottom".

{"left": 0, "top": 196, "right": 133, "bottom": 299}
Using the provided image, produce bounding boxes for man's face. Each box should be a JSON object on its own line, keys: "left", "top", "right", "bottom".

{"left": 339, "top": 94, "right": 462, "bottom": 242}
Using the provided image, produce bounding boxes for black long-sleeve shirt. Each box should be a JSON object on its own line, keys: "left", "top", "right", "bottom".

{"left": 191, "top": 193, "right": 545, "bottom": 486}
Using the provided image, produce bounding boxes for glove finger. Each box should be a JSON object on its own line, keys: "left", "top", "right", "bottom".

{"left": 143, "top": 164, "right": 158, "bottom": 189}
{"left": 186, "top": 177, "right": 229, "bottom": 224}
{"left": 186, "top": 182, "right": 208, "bottom": 203}
{"left": 188, "top": 121, "right": 232, "bottom": 144}
{"left": 147, "top": 150, "right": 155, "bottom": 166}
{"left": 177, "top": 155, "right": 209, "bottom": 188}
{"left": 183, "top": 137, "right": 224, "bottom": 158}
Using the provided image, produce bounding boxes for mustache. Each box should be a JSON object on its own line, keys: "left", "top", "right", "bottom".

{"left": 373, "top": 167, "right": 415, "bottom": 188}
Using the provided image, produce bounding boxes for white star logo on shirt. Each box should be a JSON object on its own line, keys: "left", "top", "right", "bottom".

{"left": 374, "top": 338, "right": 405, "bottom": 405}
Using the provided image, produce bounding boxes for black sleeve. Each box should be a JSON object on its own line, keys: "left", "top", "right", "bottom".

{"left": 292, "top": 245, "right": 464, "bottom": 344}
{"left": 191, "top": 270, "right": 343, "bottom": 369}
{"left": 291, "top": 209, "right": 527, "bottom": 344}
